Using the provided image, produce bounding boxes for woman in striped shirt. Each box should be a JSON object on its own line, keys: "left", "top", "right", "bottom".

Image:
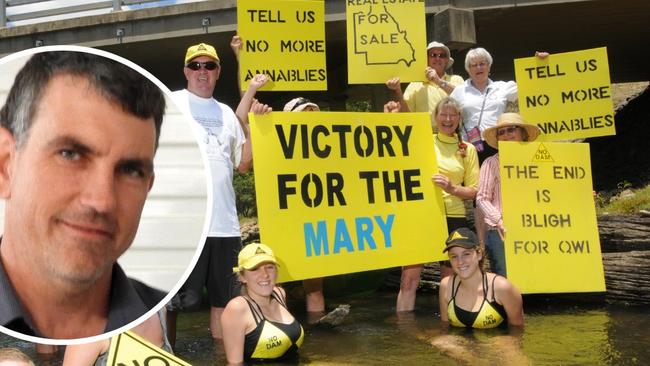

{"left": 476, "top": 113, "right": 541, "bottom": 277}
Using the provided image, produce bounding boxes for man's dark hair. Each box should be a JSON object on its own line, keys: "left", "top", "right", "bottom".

{"left": 0, "top": 51, "right": 166, "bottom": 149}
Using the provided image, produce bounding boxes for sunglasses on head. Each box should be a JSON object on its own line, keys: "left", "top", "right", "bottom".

{"left": 291, "top": 98, "right": 312, "bottom": 111}
{"left": 429, "top": 52, "right": 448, "bottom": 59}
{"left": 186, "top": 61, "right": 219, "bottom": 71}
{"left": 497, "top": 126, "right": 520, "bottom": 136}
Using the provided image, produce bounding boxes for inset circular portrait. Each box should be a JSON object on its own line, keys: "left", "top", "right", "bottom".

{"left": 0, "top": 45, "right": 208, "bottom": 344}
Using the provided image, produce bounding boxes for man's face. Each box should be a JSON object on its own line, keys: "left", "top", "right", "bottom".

{"left": 427, "top": 47, "right": 449, "bottom": 76}
{"left": 183, "top": 55, "right": 221, "bottom": 98}
{"left": 0, "top": 74, "right": 156, "bottom": 287}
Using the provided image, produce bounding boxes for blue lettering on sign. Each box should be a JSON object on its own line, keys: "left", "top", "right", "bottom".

{"left": 303, "top": 214, "right": 396, "bottom": 256}
{"left": 355, "top": 216, "right": 376, "bottom": 250}
{"left": 304, "top": 220, "right": 328, "bottom": 257}
{"left": 333, "top": 218, "right": 354, "bottom": 254}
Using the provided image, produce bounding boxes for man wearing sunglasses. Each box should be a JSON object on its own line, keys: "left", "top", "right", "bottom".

{"left": 386, "top": 41, "right": 463, "bottom": 132}
{"left": 170, "top": 43, "right": 252, "bottom": 341}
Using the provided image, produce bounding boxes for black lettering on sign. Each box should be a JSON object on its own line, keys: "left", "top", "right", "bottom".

{"left": 247, "top": 9, "right": 286, "bottom": 23}
{"left": 296, "top": 10, "right": 315, "bottom": 23}
{"left": 575, "top": 59, "right": 597, "bottom": 73}
{"left": 514, "top": 240, "right": 550, "bottom": 254}
{"left": 524, "top": 64, "right": 566, "bottom": 79}
{"left": 245, "top": 39, "right": 269, "bottom": 52}
{"left": 536, "top": 189, "right": 551, "bottom": 203}
{"left": 503, "top": 165, "right": 539, "bottom": 179}
{"left": 525, "top": 94, "right": 550, "bottom": 108}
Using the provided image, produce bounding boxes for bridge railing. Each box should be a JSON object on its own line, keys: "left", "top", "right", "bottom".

{"left": 0, "top": 0, "right": 206, "bottom": 28}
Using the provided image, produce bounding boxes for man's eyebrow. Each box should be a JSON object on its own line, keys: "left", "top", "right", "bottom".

{"left": 117, "top": 158, "right": 154, "bottom": 176}
{"left": 45, "top": 135, "right": 93, "bottom": 154}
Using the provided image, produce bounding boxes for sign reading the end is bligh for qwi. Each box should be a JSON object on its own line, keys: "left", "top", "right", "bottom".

{"left": 500, "top": 141, "right": 605, "bottom": 294}
{"left": 237, "top": 0, "right": 326, "bottom": 91}
{"left": 514, "top": 47, "right": 615, "bottom": 141}
{"left": 250, "top": 111, "right": 448, "bottom": 282}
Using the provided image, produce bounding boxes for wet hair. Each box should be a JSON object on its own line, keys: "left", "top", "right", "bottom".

{"left": 0, "top": 348, "right": 35, "bottom": 366}
{"left": 464, "top": 47, "right": 493, "bottom": 73}
{"left": 0, "top": 51, "right": 166, "bottom": 150}
{"left": 434, "top": 97, "right": 467, "bottom": 157}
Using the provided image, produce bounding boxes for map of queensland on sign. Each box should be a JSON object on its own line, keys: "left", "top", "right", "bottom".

{"left": 347, "top": 1, "right": 426, "bottom": 84}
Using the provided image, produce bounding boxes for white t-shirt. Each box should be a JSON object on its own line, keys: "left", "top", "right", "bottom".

{"left": 172, "top": 89, "right": 245, "bottom": 237}
{"left": 450, "top": 79, "right": 518, "bottom": 140}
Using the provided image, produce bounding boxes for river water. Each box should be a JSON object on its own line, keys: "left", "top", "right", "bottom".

{"left": 2, "top": 290, "right": 649, "bottom": 365}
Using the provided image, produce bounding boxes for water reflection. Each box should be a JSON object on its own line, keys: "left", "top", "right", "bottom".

{"left": 1, "top": 291, "right": 649, "bottom": 365}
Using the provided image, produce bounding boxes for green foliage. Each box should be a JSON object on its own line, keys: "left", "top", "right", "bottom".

{"left": 346, "top": 100, "right": 372, "bottom": 112}
{"left": 233, "top": 170, "right": 257, "bottom": 217}
{"left": 597, "top": 184, "right": 650, "bottom": 214}
{"left": 616, "top": 180, "right": 632, "bottom": 190}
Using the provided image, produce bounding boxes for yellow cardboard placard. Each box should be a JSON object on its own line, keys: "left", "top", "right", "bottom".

{"left": 514, "top": 47, "right": 615, "bottom": 141}
{"left": 499, "top": 141, "right": 605, "bottom": 294}
{"left": 237, "top": 0, "right": 326, "bottom": 91}
{"left": 250, "top": 111, "right": 448, "bottom": 282}
{"left": 107, "top": 331, "right": 192, "bottom": 366}
{"left": 346, "top": 1, "right": 427, "bottom": 84}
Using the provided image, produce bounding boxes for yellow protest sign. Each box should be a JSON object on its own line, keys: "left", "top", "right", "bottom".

{"left": 237, "top": 0, "right": 326, "bottom": 91}
{"left": 346, "top": 1, "right": 427, "bottom": 84}
{"left": 106, "top": 331, "right": 192, "bottom": 366}
{"left": 514, "top": 47, "right": 615, "bottom": 141}
{"left": 499, "top": 141, "right": 605, "bottom": 294}
{"left": 250, "top": 112, "right": 448, "bottom": 282}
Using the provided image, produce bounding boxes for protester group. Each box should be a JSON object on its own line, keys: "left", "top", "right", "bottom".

{"left": 0, "top": 7, "right": 606, "bottom": 366}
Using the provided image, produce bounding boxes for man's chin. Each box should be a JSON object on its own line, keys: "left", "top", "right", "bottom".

{"left": 48, "top": 261, "right": 111, "bottom": 289}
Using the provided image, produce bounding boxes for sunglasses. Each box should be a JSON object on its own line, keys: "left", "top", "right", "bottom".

{"left": 290, "top": 98, "right": 312, "bottom": 111}
{"left": 185, "top": 61, "right": 219, "bottom": 71}
{"left": 496, "top": 126, "right": 520, "bottom": 136}
{"left": 429, "top": 52, "right": 448, "bottom": 59}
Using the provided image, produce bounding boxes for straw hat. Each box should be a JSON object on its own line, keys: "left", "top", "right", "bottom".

{"left": 482, "top": 113, "right": 541, "bottom": 149}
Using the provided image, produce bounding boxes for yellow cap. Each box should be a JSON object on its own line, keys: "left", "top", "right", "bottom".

{"left": 233, "top": 243, "right": 279, "bottom": 272}
{"left": 184, "top": 43, "right": 220, "bottom": 65}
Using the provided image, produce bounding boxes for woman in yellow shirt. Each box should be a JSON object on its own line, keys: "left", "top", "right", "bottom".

{"left": 391, "top": 97, "right": 480, "bottom": 312}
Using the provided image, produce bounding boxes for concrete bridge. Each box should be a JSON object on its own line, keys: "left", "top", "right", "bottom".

{"left": 0, "top": 0, "right": 647, "bottom": 110}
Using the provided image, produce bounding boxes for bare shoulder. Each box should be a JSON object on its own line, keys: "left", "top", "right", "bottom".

{"left": 439, "top": 275, "right": 452, "bottom": 299}
{"left": 224, "top": 296, "right": 249, "bottom": 315}
{"left": 440, "top": 275, "right": 452, "bottom": 289}
{"left": 491, "top": 274, "right": 521, "bottom": 301}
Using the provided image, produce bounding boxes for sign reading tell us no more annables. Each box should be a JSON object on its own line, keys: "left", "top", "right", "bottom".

{"left": 500, "top": 141, "right": 605, "bottom": 294}
{"left": 514, "top": 47, "right": 615, "bottom": 141}
{"left": 250, "top": 112, "right": 448, "bottom": 282}
{"left": 237, "top": 0, "right": 326, "bottom": 91}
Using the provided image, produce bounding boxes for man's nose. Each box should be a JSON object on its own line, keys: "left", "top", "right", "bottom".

{"left": 79, "top": 167, "right": 117, "bottom": 213}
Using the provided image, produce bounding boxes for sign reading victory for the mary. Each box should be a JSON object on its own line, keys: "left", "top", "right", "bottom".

{"left": 500, "top": 141, "right": 605, "bottom": 294}
{"left": 237, "top": 0, "right": 326, "bottom": 91}
{"left": 250, "top": 112, "right": 448, "bottom": 282}
{"left": 514, "top": 47, "right": 615, "bottom": 141}
{"left": 346, "top": 1, "right": 427, "bottom": 84}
